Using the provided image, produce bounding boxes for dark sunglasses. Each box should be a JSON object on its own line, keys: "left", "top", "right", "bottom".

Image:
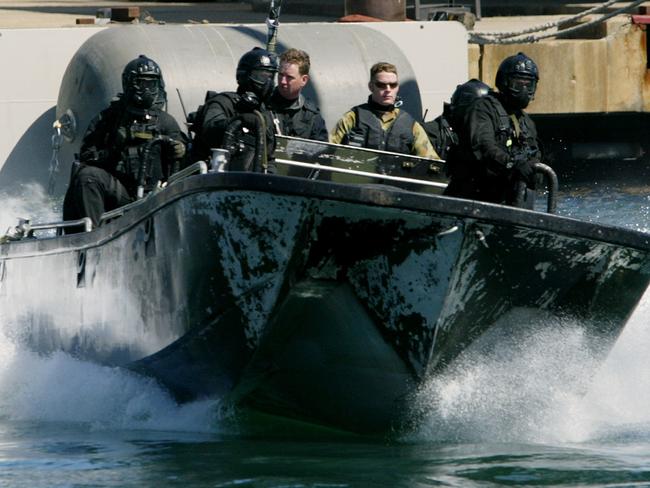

{"left": 373, "top": 81, "right": 399, "bottom": 89}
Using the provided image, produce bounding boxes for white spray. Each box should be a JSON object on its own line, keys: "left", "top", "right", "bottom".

{"left": 408, "top": 288, "right": 650, "bottom": 445}
{"left": 0, "top": 185, "right": 221, "bottom": 433}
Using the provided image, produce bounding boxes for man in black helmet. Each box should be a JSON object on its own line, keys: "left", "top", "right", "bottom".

{"left": 445, "top": 52, "right": 543, "bottom": 208}
{"left": 63, "top": 54, "right": 187, "bottom": 228}
{"left": 191, "top": 47, "right": 278, "bottom": 172}
{"left": 424, "top": 78, "right": 491, "bottom": 161}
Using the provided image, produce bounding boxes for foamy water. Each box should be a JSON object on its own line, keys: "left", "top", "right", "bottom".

{"left": 0, "top": 184, "right": 221, "bottom": 434}
{"left": 408, "top": 293, "right": 650, "bottom": 445}
{"left": 0, "top": 335, "right": 218, "bottom": 432}
{"left": 0, "top": 183, "right": 60, "bottom": 232}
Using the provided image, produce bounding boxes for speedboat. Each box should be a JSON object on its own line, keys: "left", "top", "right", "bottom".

{"left": 1, "top": 140, "right": 648, "bottom": 434}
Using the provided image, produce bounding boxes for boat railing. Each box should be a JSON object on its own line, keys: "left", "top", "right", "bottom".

{"left": 535, "top": 162, "right": 559, "bottom": 214}
{"left": 0, "top": 217, "right": 92, "bottom": 243}
{"left": 277, "top": 156, "right": 558, "bottom": 214}
{"left": 29, "top": 217, "right": 93, "bottom": 235}
{"left": 274, "top": 158, "right": 449, "bottom": 190}
{"left": 513, "top": 162, "right": 558, "bottom": 214}
{"left": 99, "top": 160, "right": 209, "bottom": 224}
{"left": 165, "top": 160, "right": 209, "bottom": 187}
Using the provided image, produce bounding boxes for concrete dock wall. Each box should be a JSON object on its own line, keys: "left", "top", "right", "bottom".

{"left": 470, "top": 17, "right": 650, "bottom": 114}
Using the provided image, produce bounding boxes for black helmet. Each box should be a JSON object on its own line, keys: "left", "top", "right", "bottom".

{"left": 236, "top": 47, "right": 278, "bottom": 102}
{"left": 122, "top": 55, "right": 165, "bottom": 109}
{"left": 449, "top": 78, "right": 491, "bottom": 127}
{"left": 495, "top": 52, "right": 539, "bottom": 109}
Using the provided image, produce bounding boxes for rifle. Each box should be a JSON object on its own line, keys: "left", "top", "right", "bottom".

{"left": 266, "top": 0, "right": 283, "bottom": 54}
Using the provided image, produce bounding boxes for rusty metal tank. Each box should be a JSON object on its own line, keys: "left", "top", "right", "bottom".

{"left": 344, "top": 0, "right": 406, "bottom": 21}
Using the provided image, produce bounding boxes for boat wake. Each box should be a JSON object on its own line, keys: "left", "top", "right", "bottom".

{"left": 408, "top": 288, "right": 650, "bottom": 445}
{"left": 0, "top": 185, "right": 223, "bottom": 434}
{"left": 0, "top": 183, "right": 59, "bottom": 232}
{"left": 0, "top": 332, "right": 218, "bottom": 433}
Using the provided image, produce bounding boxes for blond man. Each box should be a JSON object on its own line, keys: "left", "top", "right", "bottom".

{"left": 330, "top": 62, "right": 439, "bottom": 158}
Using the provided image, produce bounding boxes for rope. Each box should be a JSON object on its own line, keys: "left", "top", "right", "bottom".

{"left": 475, "top": 0, "right": 622, "bottom": 38}
{"left": 470, "top": 0, "right": 646, "bottom": 44}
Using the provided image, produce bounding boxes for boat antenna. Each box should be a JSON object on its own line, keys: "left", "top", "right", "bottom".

{"left": 176, "top": 88, "right": 189, "bottom": 123}
{"left": 47, "top": 120, "right": 64, "bottom": 195}
{"left": 266, "top": 0, "right": 283, "bottom": 54}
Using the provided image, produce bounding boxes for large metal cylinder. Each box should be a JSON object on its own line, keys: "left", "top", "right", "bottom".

{"left": 345, "top": 0, "right": 406, "bottom": 21}
{"left": 48, "top": 22, "right": 467, "bottom": 195}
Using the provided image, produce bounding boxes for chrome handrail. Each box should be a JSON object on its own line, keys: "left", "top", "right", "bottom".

{"left": 99, "top": 197, "right": 148, "bottom": 223}
{"left": 274, "top": 158, "right": 448, "bottom": 190}
{"left": 100, "top": 161, "right": 209, "bottom": 223}
{"left": 165, "top": 161, "right": 208, "bottom": 186}
{"left": 29, "top": 217, "right": 93, "bottom": 234}
{"left": 1, "top": 217, "right": 92, "bottom": 243}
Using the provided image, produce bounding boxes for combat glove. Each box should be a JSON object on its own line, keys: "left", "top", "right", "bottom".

{"left": 511, "top": 155, "right": 536, "bottom": 188}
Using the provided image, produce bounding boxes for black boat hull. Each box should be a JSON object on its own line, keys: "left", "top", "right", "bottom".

{"left": 1, "top": 173, "right": 649, "bottom": 433}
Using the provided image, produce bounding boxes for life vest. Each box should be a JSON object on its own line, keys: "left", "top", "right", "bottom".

{"left": 343, "top": 104, "right": 415, "bottom": 154}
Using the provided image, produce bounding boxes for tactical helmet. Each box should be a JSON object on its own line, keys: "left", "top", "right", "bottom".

{"left": 495, "top": 52, "right": 539, "bottom": 109}
{"left": 122, "top": 55, "right": 165, "bottom": 109}
{"left": 236, "top": 47, "right": 278, "bottom": 102}
{"left": 449, "top": 78, "right": 491, "bottom": 127}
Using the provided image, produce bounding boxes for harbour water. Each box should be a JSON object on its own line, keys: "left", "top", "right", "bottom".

{"left": 1, "top": 183, "right": 650, "bottom": 487}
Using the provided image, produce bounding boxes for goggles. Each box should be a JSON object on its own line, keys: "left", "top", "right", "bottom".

{"left": 250, "top": 69, "right": 276, "bottom": 82}
{"left": 506, "top": 75, "right": 537, "bottom": 95}
{"left": 134, "top": 77, "right": 159, "bottom": 92}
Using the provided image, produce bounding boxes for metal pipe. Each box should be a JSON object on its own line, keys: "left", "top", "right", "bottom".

{"left": 535, "top": 162, "right": 558, "bottom": 214}
{"left": 514, "top": 162, "right": 559, "bottom": 214}
{"left": 275, "top": 158, "right": 448, "bottom": 189}
{"left": 166, "top": 161, "right": 209, "bottom": 186}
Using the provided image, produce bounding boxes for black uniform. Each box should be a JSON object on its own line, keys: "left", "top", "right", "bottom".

{"left": 423, "top": 104, "right": 457, "bottom": 162}
{"left": 190, "top": 47, "right": 278, "bottom": 173}
{"left": 444, "top": 92, "right": 541, "bottom": 206}
{"left": 63, "top": 97, "right": 186, "bottom": 226}
{"left": 268, "top": 90, "right": 328, "bottom": 141}
{"left": 195, "top": 91, "right": 276, "bottom": 173}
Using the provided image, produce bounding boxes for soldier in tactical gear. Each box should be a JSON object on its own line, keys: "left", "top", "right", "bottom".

{"left": 192, "top": 47, "right": 278, "bottom": 172}
{"left": 268, "top": 48, "right": 328, "bottom": 141}
{"left": 330, "top": 62, "right": 439, "bottom": 159}
{"left": 63, "top": 55, "right": 187, "bottom": 228}
{"left": 424, "top": 78, "right": 490, "bottom": 161}
{"left": 444, "top": 52, "right": 542, "bottom": 208}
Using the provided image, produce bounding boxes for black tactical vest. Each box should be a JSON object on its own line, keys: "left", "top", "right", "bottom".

{"left": 272, "top": 97, "right": 320, "bottom": 139}
{"left": 344, "top": 104, "right": 415, "bottom": 153}
{"left": 483, "top": 94, "right": 539, "bottom": 158}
